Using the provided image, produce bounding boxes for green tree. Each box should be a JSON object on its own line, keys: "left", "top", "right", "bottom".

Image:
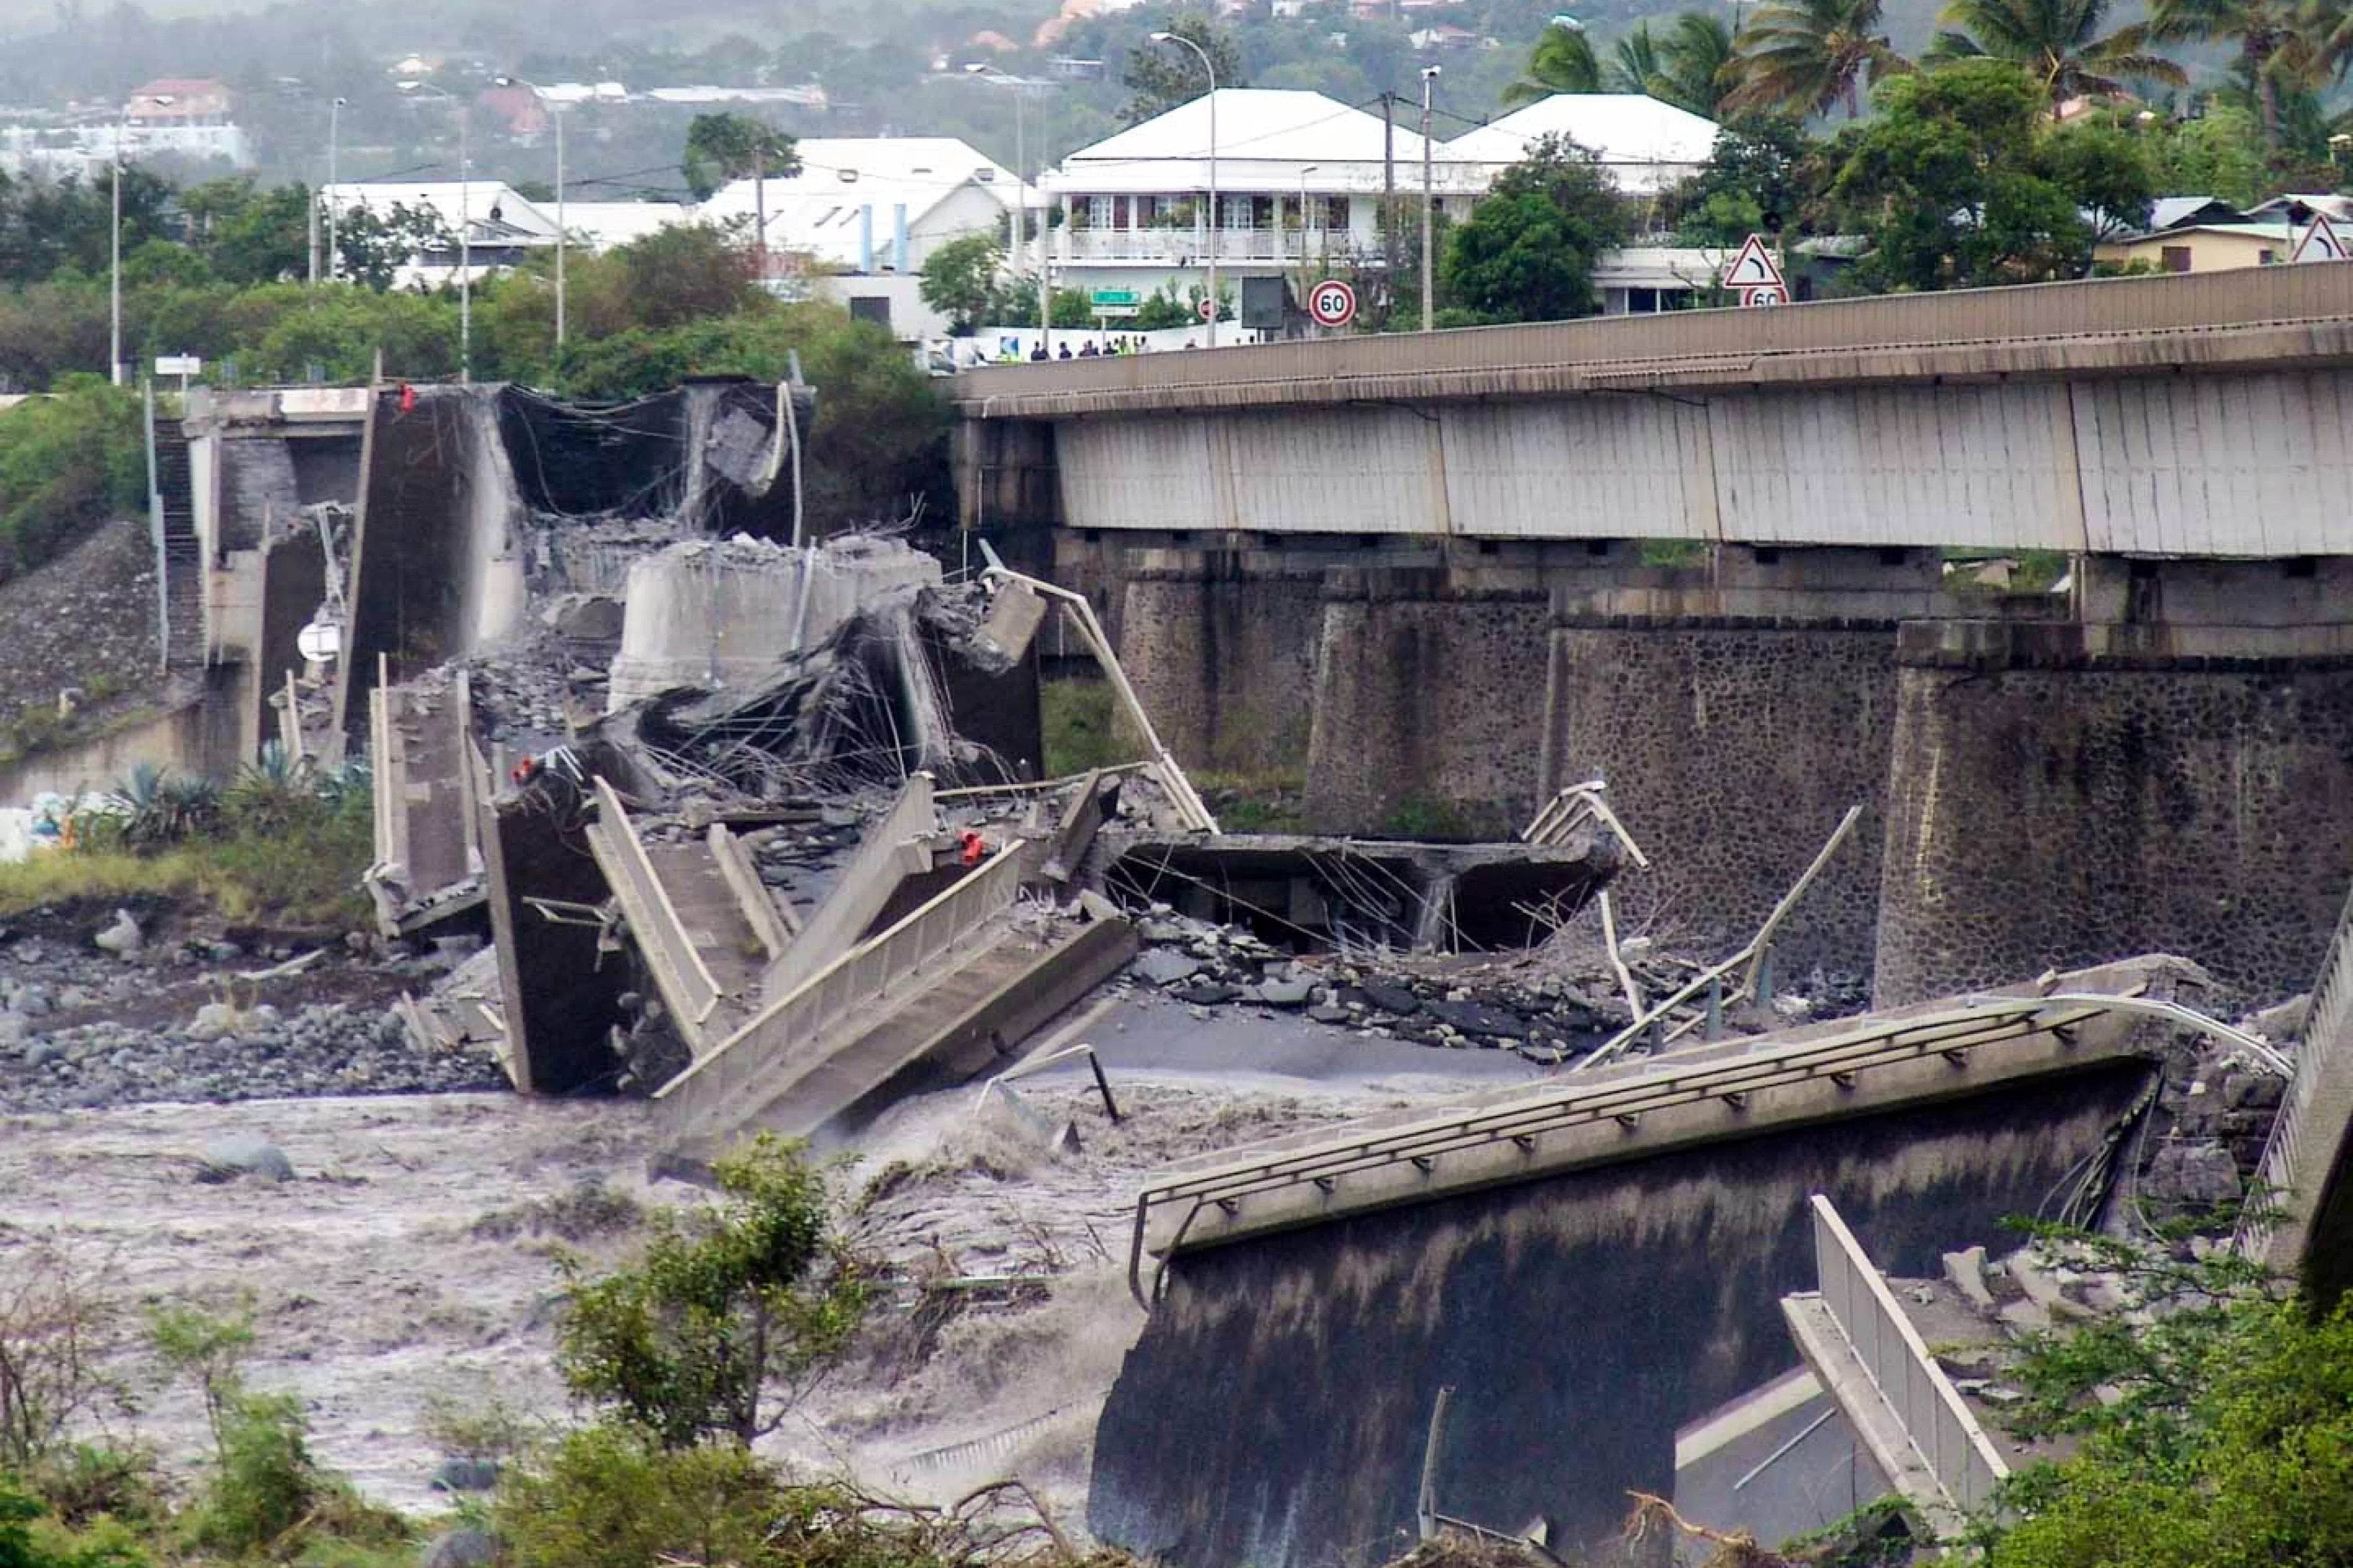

{"left": 496, "top": 1423, "right": 790, "bottom": 1568}
{"left": 1830, "top": 59, "right": 2152, "bottom": 291}
{"left": 1925, "top": 0, "right": 2187, "bottom": 108}
{"left": 1729, "top": 0, "right": 1911, "bottom": 118}
{"left": 2150, "top": 0, "right": 2310, "bottom": 146}
{"left": 176, "top": 178, "right": 309, "bottom": 285}
{"left": 1119, "top": 14, "right": 1244, "bottom": 125}
{"left": 681, "top": 113, "right": 801, "bottom": 203}
{"left": 1656, "top": 13, "right": 1743, "bottom": 116}
{"left": 0, "top": 376, "right": 142, "bottom": 578}
{"left": 919, "top": 231, "right": 1005, "bottom": 333}
{"left": 1667, "top": 115, "right": 1819, "bottom": 244}
{"left": 1442, "top": 135, "right": 1627, "bottom": 323}
{"left": 2143, "top": 101, "right": 2269, "bottom": 206}
{"left": 1608, "top": 22, "right": 1666, "bottom": 93}
{"left": 555, "top": 1136, "right": 867, "bottom": 1449}
{"left": 332, "top": 201, "right": 451, "bottom": 292}
{"left": 1505, "top": 22, "right": 1602, "bottom": 104}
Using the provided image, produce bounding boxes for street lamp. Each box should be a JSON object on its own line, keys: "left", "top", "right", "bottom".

{"left": 968, "top": 64, "right": 1052, "bottom": 356}
{"left": 1419, "top": 65, "right": 1439, "bottom": 332}
{"left": 496, "top": 76, "right": 566, "bottom": 357}
{"left": 1149, "top": 31, "right": 1218, "bottom": 346}
{"left": 110, "top": 92, "right": 171, "bottom": 384}
{"left": 326, "top": 96, "right": 346, "bottom": 279}
{"left": 406, "top": 83, "right": 473, "bottom": 382}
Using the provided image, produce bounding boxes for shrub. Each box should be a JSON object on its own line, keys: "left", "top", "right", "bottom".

{"left": 496, "top": 1423, "right": 789, "bottom": 1568}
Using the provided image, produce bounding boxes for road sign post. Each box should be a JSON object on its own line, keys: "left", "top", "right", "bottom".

{"left": 1724, "top": 233, "right": 1787, "bottom": 307}
{"left": 1307, "top": 278, "right": 1358, "bottom": 329}
{"left": 2294, "top": 214, "right": 2348, "bottom": 263}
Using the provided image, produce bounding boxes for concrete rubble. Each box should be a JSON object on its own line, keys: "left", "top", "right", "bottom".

{"left": 347, "top": 523, "right": 1628, "bottom": 1153}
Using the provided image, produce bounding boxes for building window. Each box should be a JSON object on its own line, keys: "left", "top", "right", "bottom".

{"left": 1222, "top": 194, "right": 1254, "bottom": 231}
{"left": 1088, "top": 195, "right": 1115, "bottom": 231}
{"left": 1327, "top": 196, "right": 1349, "bottom": 230}
{"left": 2162, "top": 245, "right": 2192, "bottom": 273}
{"left": 1628, "top": 287, "right": 1660, "bottom": 313}
{"left": 848, "top": 296, "right": 892, "bottom": 327}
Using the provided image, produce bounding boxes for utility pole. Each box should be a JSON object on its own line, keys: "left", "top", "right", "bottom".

{"left": 1419, "top": 66, "right": 1439, "bottom": 332}
{"left": 753, "top": 142, "right": 767, "bottom": 288}
{"left": 1381, "top": 92, "right": 1397, "bottom": 318}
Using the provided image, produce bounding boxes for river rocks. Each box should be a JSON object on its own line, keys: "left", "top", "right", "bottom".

{"left": 419, "top": 1528, "right": 500, "bottom": 1568}
{"left": 92, "top": 909, "right": 144, "bottom": 956}
{"left": 1257, "top": 975, "right": 1314, "bottom": 1007}
{"left": 201, "top": 1134, "right": 294, "bottom": 1182}
{"left": 431, "top": 1458, "right": 501, "bottom": 1493}
{"left": 0, "top": 1002, "right": 505, "bottom": 1115}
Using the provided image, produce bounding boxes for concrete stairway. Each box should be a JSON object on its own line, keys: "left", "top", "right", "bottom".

{"left": 152, "top": 422, "right": 205, "bottom": 668}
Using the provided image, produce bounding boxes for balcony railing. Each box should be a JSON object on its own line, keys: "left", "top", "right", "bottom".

{"left": 1056, "top": 227, "right": 1367, "bottom": 266}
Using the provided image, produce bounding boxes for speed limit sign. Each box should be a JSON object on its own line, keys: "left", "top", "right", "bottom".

{"left": 1308, "top": 278, "right": 1358, "bottom": 328}
{"left": 1197, "top": 295, "right": 1220, "bottom": 321}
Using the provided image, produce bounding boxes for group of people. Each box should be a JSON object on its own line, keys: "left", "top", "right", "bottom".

{"left": 1021, "top": 335, "right": 1191, "bottom": 361}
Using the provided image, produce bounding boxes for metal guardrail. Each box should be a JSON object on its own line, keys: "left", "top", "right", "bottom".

{"left": 1808, "top": 1195, "right": 2009, "bottom": 1514}
{"left": 951, "top": 263, "right": 2353, "bottom": 411}
{"left": 2242, "top": 879, "right": 2353, "bottom": 1266}
{"left": 653, "top": 845, "right": 1025, "bottom": 1129}
{"left": 1126, "top": 990, "right": 2141, "bottom": 1309}
{"left": 588, "top": 777, "right": 722, "bottom": 1031}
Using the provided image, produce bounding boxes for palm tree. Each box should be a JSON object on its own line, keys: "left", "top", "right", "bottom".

{"left": 1657, "top": 12, "right": 1742, "bottom": 115}
{"left": 1727, "top": 0, "right": 1910, "bottom": 118}
{"left": 1608, "top": 22, "right": 1666, "bottom": 93}
{"left": 2150, "top": 0, "right": 2312, "bottom": 145}
{"left": 1927, "top": 0, "right": 2187, "bottom": 108}
{"left": 1506, "top": 21, "right": 1602, "bottom": 105}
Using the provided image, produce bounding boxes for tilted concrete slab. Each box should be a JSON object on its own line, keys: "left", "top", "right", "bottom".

{"left": 1132, "top": 957, "right": 2188, "bottom": 1272}
{"left": 759, "top": 773, "right": 938, "bottom": 1003}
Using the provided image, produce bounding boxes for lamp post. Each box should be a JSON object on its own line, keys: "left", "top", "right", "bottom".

{"left": 1419, "top": 65, "right": 1439, "bottom": 332}
{"left": 407, "top": 84, "right": 473, "bottom": 381}
{"left": 1149, "top": 31, "right": 1218, "bottom": 346}
{"left": 109, "top": 112, "right": 123, "bottom": 385}
{"left": 496, "top": 76, "right": 566, "bottom": 357}
{"left": 326, "top": 96, "right": 346, "bottom": 279}
{"left": 969, "top": 64, "right": 1052, "bottom": 356}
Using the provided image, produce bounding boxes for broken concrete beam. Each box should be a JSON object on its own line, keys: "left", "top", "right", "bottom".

{"left": 976, "top": 579, "right": 1049, "bottom": 664}
{"left": 710, "top": 823, "right": 792, "bottom": 959}
{"left": 1042, "top": 769, "right": 1112, "bottom": 885}
{"left": 760, "top": 772, "right": 937, "bottom": 1003}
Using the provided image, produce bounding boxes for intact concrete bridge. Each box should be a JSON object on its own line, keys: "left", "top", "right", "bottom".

{"left": 950, "top": 267, "right": 2353, "bottom": 1006}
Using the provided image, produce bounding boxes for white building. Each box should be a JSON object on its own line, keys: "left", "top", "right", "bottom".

{"left": 1041, "top": 88, "right": 1489, "bottom": 304}
{"left": 1444, "top": 94, "right": 1720, "bottom": 196}
{"left": 701, "top": 137, "right": 1038, "bottom": 339}
{"left": 321, "top": 181, "right": 558, "bottom": 287}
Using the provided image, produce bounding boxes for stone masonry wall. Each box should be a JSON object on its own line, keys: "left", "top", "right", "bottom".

{"left": 1304, "top": 573, "right": 1552, "bottom": 836}
{"left": 1121, "top": 559, "right": 1327, "bottom": 778}
{"left": 1545, "top": 622, "right": 1899, "bottom": 982}
{"left": 1875, "top": 640, "right": 2353, "bottom": 1006}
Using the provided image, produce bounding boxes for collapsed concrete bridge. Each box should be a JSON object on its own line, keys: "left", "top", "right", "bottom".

{"left": 949, "top": 266, "right": 2353, "bottom": 1005}
{"left": 1087, "top": 956, "right": 2259, "bottom": 1568}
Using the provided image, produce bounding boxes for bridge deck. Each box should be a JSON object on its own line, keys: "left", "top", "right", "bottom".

{"left": 951, "top": 266, "right": 2353, "bottom": 420}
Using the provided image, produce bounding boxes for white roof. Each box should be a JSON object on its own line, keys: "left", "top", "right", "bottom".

{"left": 1447, "top": 94, "right": 1719, "bottom": 192}
{"left": 560, "top": 201, "right": 691, "bottom": 249}
{"left": 1049, "top": 88, "right": 1488, "bottom": 196}
{"left": 323, "top": 182, "right": 558, "bottom": 241}
{"left": 699, "top": 138, "right": 1028, "bottom": 269}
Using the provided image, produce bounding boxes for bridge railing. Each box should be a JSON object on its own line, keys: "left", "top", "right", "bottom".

{"left": 951, "top": 263, "right": 2353, "bottom": 407}
{"left": 651, "top": 845, "right": 1024, "bottom": 1132}
{"left": 2243, "top": 878, "right": 2353, "bottom": 1270}
{"left": 1809, "top": 1195, "right": 2009, "bottom": 1515}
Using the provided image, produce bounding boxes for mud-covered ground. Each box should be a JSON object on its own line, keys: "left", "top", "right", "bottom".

{"left": 0, "top": 1000, "right": 1532, "bottom": 1529}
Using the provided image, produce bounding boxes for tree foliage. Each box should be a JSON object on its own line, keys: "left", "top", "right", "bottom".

{"left": 919, "top": 231, "right": 1004, "bottom": 333}
{"left": 1926, "top": 0, "right": 2187, "bottom": 107}
{"left": 1505, "top": 22, "right": 1601, "bottom": 104}
{"left": 1118, "top": 14, "right": 1242, "bottom": 125}
{"left": 0, "top": 377, "right": 143, "bottom": 581}
{"left": 1441, "top": 135, "right": 1627, "bottom": 324}
{"left": 1729, "top": 0, "right": 1911, "bottom": 118}
{"left": 1667, "top": 114, "right": 1818, "bottom": 244}
{"left": 555, "top": 1136, "right": 868, "bottom": 1450}
{"left": 1975, "top": 1219, "right": 2353, "bottom": 1568}
{"left": 682, "top": 113, "right": 801, "bottom": 202}
{"left": 1829, "top": 59, "right": 2152, "bottom": 291}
